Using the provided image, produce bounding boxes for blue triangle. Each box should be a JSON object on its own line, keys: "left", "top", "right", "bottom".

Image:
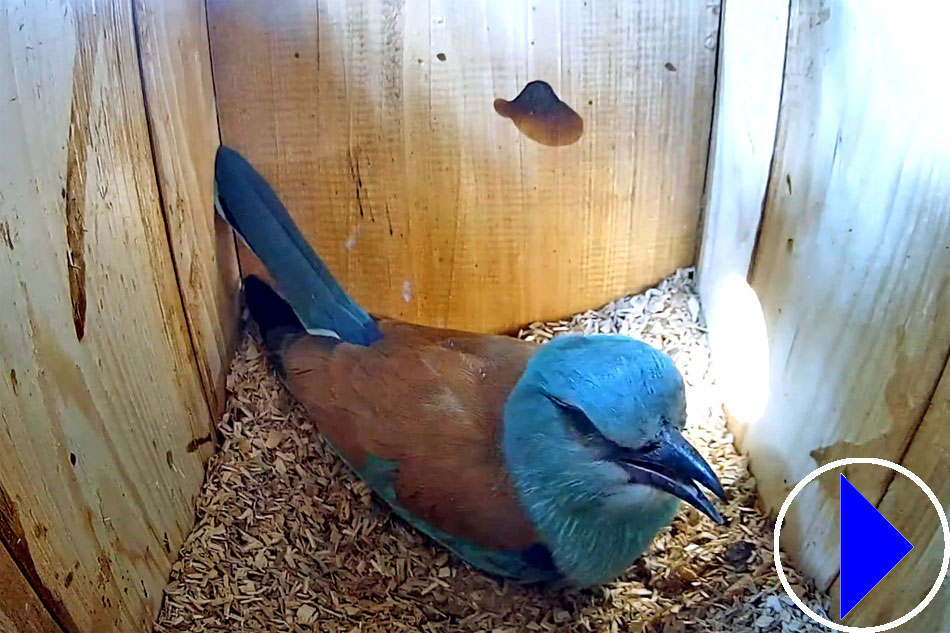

{"left": 840, "top": 474, "right": 914, "bottom": 619}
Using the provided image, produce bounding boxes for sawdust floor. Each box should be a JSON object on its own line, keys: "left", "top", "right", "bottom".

{"left": 154, "top": 269, "right": 832, "bottom": 633}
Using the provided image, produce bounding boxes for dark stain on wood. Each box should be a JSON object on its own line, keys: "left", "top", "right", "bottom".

{"left": 809, "top": 434, "right": 893, "bottom": 501}
{"left": 166, "top": 450, "right": 174, "bottom": 469}
{"left": 810, "top": 6, "right": 832, "bottom": 28}
{"left": 64, "top": 571, "right": 74, "bottom": 588}
{"left": 96, "top": 554, "right": 115, "bottom": 590}
{"left": 0, "top": 221, "right": 14, "bottom": 249}
{"left": 63, "top": 3, "right": 99, "bottom": 343}
{"left": 9, "top": 369, "right": 18, "bottom": 394}
{"left": 493, "top": 80, "right": 584, "bottom": 147}
{"left": 664, "top": 62, "right": 677, "bottom": 72}
{"left": 186, "top": 433, "right": 213, "bottom": 453}
{"left": 0, "top": 482, "right": 81, "bottom": 633}
{"left": 347, "top": 149, "right": 370, "bottom": 221}
{"left": 436, "top": 52, "right": 446, "bottom": 62}
{"left": 785, "top": 173, "right": 792, "bottom": 195}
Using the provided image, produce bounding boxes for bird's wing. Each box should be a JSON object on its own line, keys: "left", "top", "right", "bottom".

{"left": 276, "top": 319, "right": 543, "bottom": 555}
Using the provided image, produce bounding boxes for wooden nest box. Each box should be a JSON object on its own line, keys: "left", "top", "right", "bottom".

{"left": 0, "top": 1, "right": 947, "bottom": 632}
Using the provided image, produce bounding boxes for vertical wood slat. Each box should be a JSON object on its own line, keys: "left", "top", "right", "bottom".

{"left": 697, "top": 0, "right": 787, "bottom": 302}
{"left": 695, "top": 0, "right": 787, "bottom": 444}
{"left": 701, "top": 0, "right": 950, "bottom": 623}
{"left": 206, "top": 0, "right": 721, "bottom": 333}
{"left": 0, "top": 545, "right": 62, "bottom": 633}
{"left": 738, "top": 0, "right": 950, "bottom": 594}
{"left": 133, "top": 0, "right": 241, "bottom": 418}
{"left": 0, "top": 0, "right": 226, "bottom": 630}
{"left": 834, "top": 361, "right": 950, "bottom": 630}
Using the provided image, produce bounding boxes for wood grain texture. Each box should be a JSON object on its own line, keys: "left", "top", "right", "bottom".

{"left": 207, "top": 0, "right": 720, "bottom": 332}
{"left": 0, "top": 545, "right": 62, "bottom": 633}
{"left": 834, "top": 361, "right": 950, "bottom": 630}
{"left": 0, "top": 0, "right": 215, "bottom": 631}
{"left": 698, "top": 0, "right": 787, "bottom": 293}
{"left": 741, "top": 0, "right": 950, "bottom": 590}
{"left": 133, "top": 0, "right": 241, "bottom": 418}
{"left": 696, "top": 0, "right": 787, "bottom": 443}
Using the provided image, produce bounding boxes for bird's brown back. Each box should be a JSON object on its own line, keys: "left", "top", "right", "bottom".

{"left": 277, "top": 319, "right": 541, "bottom": 551}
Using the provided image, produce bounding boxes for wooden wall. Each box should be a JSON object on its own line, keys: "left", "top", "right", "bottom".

{"left": 6, "top": 0, "right": 946, "bottom": 630}
{"left": 1, "top": 0, "right": 723, "bottom": 630}
{"left": 700, "top": 0, "right": 950, "bottom": 629}
{"left": 206, "top": 0, "right": 722, "bottom": 333}
{"left": 0, "top": 0, "right": 238, "bottom": 632}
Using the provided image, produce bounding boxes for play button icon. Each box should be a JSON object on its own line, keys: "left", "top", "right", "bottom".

{"left": 839, "top": 474, "right": 914, "bottom": 619}
{"left": 775, "top": 458, "right": 950, "bottom": 631}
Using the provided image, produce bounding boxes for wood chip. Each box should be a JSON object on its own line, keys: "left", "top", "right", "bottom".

{"left": 154, "top": 268, "right": 831, "bottom": 633}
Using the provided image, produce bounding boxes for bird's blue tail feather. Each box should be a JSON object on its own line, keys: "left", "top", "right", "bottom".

{"left": 214, "top": 146, "right": 382, "bottom": 346}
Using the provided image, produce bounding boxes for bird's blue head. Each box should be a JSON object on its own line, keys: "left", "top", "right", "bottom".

{"left": 502, "top": 334, "right": 725, "bottom": 586}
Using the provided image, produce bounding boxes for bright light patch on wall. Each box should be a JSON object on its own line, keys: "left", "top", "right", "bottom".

{"left": 709, "top": 274, "right": 770, "bottom": 426}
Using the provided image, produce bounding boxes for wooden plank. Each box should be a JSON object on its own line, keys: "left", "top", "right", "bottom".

{"left": 0, "top": 1, "right": 216, "bottom": 631}
{"left": 207, "top": 0, "right": 720, "bottom": 333}
{"left": 741, "top": 0, "right": 950, "bottom": 589}
{"left": 133, "top": 0, "right": 241, "bottom": 417}
{"left": 833, "top": 361, "right": 950, "bottom": 630}
{"left": 696, "top": 0, "right": 787, "bottom": 441}
{"left": 0, "top": 545, "right": 62, "bottom": 633}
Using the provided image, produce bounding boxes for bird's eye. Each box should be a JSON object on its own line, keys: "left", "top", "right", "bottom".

{"left": 542, "top": 393, "right": 614, "bottom": 449}
{"left": 544, "top": 394, "right": 600, "bottom": 438}
{"left": 561, "top": 404, "right": 601, "bottom": 441}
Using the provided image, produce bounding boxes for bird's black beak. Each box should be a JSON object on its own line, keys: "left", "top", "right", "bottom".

{"left": 618, "top": 427, "right": 726, "bottom": 524}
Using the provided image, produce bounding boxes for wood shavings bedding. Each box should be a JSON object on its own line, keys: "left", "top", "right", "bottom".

{"left": 154, "top": 268, "right": 831, "bottom": 633}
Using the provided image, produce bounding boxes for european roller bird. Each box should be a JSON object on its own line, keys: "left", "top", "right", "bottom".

{"left": 213, "top": 146, "right": 726, "bottom": 588}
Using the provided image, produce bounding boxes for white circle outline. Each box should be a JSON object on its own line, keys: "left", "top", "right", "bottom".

{"left": 774, "top": 457, "right": 950, "bottom": 632}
